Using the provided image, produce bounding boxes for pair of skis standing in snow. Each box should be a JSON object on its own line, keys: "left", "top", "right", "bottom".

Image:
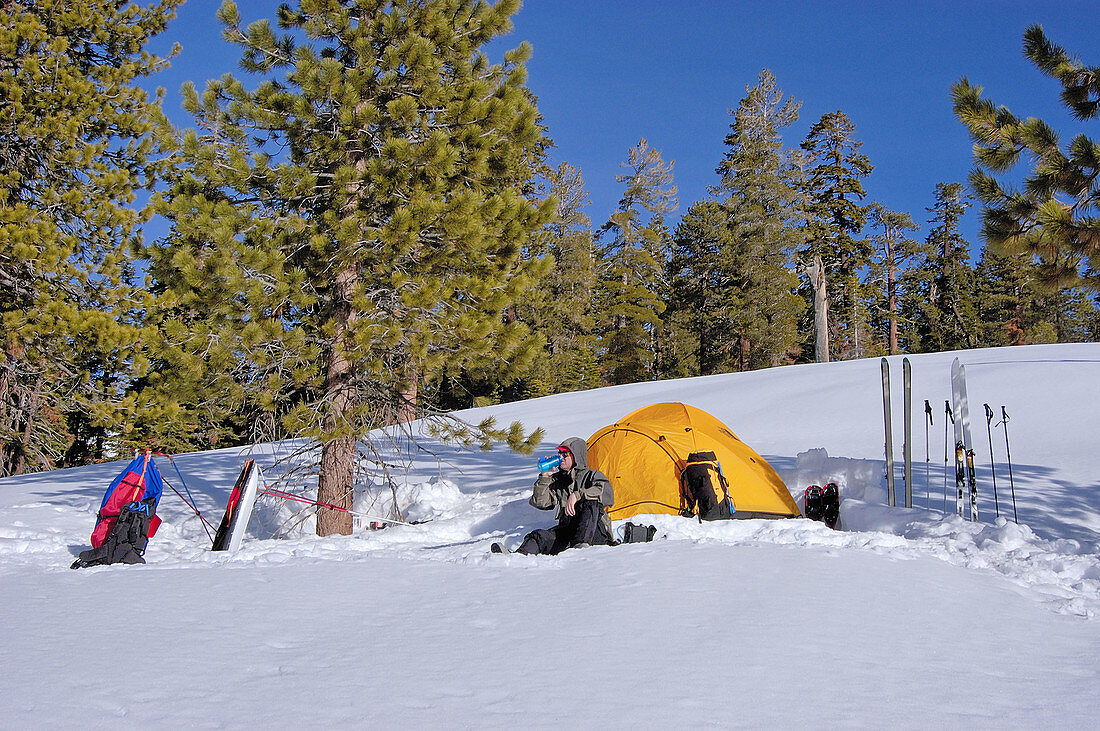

{"left": 947, "top": 358, "right": 979, "bottom": 521}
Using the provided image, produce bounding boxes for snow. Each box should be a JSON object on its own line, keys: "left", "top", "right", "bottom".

{"left": 2, "top": 344, "right": 1099, "bottom": 728}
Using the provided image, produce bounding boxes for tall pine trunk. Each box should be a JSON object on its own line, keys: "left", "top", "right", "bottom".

{"left": 397, "top": 378, "right": 417, "bottom": 424}
{"left": 888, "top": 265, "right": 899, "bottom": 354}
{"left": 696, "top": 322, "right": 709, "bottom": 376}
{"left": 317, "top": 262, "right": 357, "bottom": 536}
{"left": 883, "top": 229, "right": 899, "bottom": 355}
{"left": 808, "top": 255, "right": 831, "bottom": 363}
{"left": 851, "top": 295, "right": 859, "bottom": 359}
{"left": 316, "top": 136, "right": 371, "bottom": 537}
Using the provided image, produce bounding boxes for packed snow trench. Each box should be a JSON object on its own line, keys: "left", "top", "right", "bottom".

{"left": 2, "top": 344, "right": 1099, "bottom": 728}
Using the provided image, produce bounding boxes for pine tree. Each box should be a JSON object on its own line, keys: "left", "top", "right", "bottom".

{"left": 597, "top": 139, "right": 676, "bottom": 385}
{"left": 901, "top": 182, "right": 979, "bottom": 353}
{"left": 976, "top": 248, "right": 1096, "bottom": 346}
{"left": 714, "top": 70, "right": 801, "bottom": 203}
{"left": 668, "top": 195, "right": 802, "bottom": 376}
{"left": 0, "top": 0, "right": 181, "bottom": 475}
{"left": 516, "top": 162, "right": 600, "bottom": 397}
{"left": 666, "top": 201, "right": 734, "bottom": 375}
{"left": 866, "top": 203, "right": 919, "bottom": 354}
{"left": 711, "top": 70, "right": 803, "bottom": 370}
{"left": 952, "top": 24, "right": 1100, "bottom": 287}
{"left": 144, "top": 0, "right": 550, "bottom": 535}
{"left": 797, "top": 111, "right": 874, "bottom": 361}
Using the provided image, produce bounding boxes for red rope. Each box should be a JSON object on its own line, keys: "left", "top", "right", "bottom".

{"left": 261, "top": 487, "right": 350, "bottom": 514}
{"left": 260, "top": 487, "right": 415, "bottom": 527}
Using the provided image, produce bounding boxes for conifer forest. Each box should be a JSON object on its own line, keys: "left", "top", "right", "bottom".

{"left": 2, "top": 2, "right": 1098, "bottom": 533}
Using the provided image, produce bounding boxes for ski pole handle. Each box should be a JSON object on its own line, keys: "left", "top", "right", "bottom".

{"left": 537, "top": 454, "right": 563, "bottom": 473}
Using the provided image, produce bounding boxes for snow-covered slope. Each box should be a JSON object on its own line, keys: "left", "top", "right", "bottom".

{"left": 2, "top": 345, "right": 1099, "bottom": 728}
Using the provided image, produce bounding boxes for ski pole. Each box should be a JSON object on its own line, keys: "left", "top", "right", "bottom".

{"left": 924, "top": 400, "right": 932, "bottom": 511}
{"left": 942, "top": 400, "right": 952, "bottom": 513}
{"left": 1002, "top": 406, "right": 1018, "bottom": 523}
{"left": 984, "top": 404, "right": 1000, "bottom": 519}
{"left": 164, "top": 479, "right": 216, "bottom": 541}
{"left": 882, "top": 358, "right": 895, "bottom": 507}
{"left": 903, "top": 357, "right": 912, "bottom": 509}
{"left": 158, "top": 452, "right": 216, "bottom": 540}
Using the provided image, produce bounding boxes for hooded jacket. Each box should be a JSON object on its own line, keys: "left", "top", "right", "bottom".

{"left": 531, "top": 437, "right": 614, "bottom": 536}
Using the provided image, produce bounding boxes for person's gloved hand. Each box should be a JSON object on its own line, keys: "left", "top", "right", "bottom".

{"left": 564, "top": 491, "right": 578, "bottom": 516}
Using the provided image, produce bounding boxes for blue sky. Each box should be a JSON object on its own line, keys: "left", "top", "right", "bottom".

{"left": 146, "top": 0, "right": 1097, "bottom": 252}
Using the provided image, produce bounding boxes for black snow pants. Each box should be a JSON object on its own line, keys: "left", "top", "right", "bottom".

{"left": 518, "top": 499, "right": 612, "bottom": 555}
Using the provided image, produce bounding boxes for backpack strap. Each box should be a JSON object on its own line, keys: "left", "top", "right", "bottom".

{"left": 677, "top": 460, "right": 693, "bottom": 516}
{"left": 712, "top": 462, "right": 731, "bottom": 503}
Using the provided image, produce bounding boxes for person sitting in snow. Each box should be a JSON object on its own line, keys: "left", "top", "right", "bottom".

{"left": 492, "top": 437, "right": 615, "bottom": 555}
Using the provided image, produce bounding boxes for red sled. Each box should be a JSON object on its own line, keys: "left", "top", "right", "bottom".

{"left": 211, "top": 459, "right": 263, "bottom": 553}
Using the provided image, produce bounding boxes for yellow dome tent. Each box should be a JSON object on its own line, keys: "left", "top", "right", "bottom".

{"left": 587, "top": 402, "right": 801, "bottom": 522}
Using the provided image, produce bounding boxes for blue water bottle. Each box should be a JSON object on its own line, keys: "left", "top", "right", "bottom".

{"left": 537, "top": 454, "right": 563, "bottom": 473}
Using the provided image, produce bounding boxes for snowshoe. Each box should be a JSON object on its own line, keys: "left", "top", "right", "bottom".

{"left": 803, "top": 485, "right": 824, "bottom": 522}
{"left": 821, "top": 483, "right": 840, "bottom": 529}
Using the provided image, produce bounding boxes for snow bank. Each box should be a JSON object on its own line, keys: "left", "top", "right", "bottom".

{"left": 358, "top": 477, "right": 472, "bottom": 524}
{"left": 842, "top": 501, "right": 1100, "bottom": 617}
{"left": 781, "top": 447, "right": 886, "bottom": 504}
{"left": 770, "top": 446, "right": 1100, "bottom": 617}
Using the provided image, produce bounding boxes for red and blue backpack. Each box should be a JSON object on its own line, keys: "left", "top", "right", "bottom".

{"left": 89, "top": 452, "right": 163, "bottom": 548}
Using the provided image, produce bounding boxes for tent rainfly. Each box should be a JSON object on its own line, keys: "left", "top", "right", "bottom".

{"left": 587, "top": 402, "right": 801, "bottom": 522}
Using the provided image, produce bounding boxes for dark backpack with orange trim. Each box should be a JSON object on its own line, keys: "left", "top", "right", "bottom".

{"left": 680, "top": 451, "right": 733, "bottom": 521}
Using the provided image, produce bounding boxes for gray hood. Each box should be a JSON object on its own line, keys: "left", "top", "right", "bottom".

{"left": 559, "top": 437, "right": 589, "bottom": 470}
